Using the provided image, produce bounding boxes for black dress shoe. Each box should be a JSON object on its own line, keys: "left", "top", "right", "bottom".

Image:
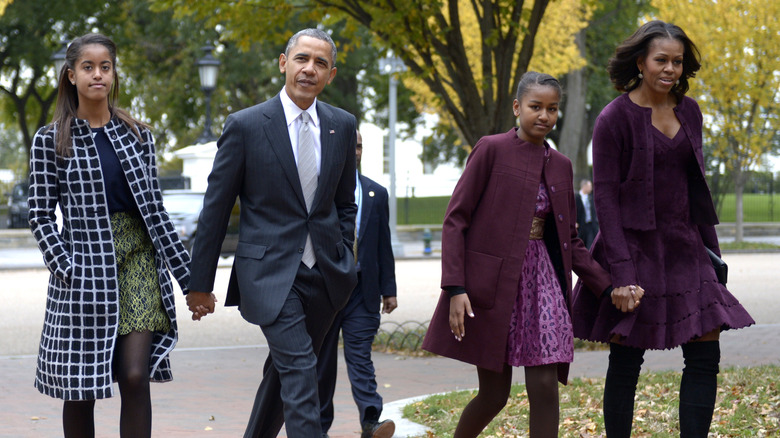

{"left": 361, "top": 419, "right": 395, "bottom": 438}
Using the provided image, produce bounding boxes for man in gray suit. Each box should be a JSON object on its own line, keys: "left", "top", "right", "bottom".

{"left": 186, "top": 28, "right": 358, "bottom": 437}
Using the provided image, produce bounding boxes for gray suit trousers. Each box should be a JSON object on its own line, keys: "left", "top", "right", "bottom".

{"left": 244, "top": 263, "right": 340, "bottom": 438}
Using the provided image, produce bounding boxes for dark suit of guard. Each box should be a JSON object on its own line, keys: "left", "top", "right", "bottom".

{"left": 187, "top": 31, "right": 357, "bottom": 437}
{"left": 575, "top": 187, "right": 599, "bottom": 249}
{"left": 317, "top": 171, "right": 397, "bottom": 436}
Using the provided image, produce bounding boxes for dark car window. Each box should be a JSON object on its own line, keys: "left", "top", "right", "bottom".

{"left": 162, "top": 190, "right": 239, "bottom": 255}
{"left": 7, "top": 182, "right": 29, "bottom": 229}
{"left": 12, "top": 183, "right": 27, "bottom": 201}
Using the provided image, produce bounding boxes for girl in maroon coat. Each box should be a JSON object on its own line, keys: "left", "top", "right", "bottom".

{"left": 422, "top": 72, "right": 639, "bottom": 437}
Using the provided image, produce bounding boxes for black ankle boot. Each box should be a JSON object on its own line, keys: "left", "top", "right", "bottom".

{"left": 603, "top": 343, "right": 645, "bottom": 438}
{"left": 680, "top": 341, "right": 720, "bottom": 438}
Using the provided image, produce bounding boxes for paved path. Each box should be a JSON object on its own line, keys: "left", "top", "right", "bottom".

{"left": 2, "top": 324, "right": 778, "bottom": 438}
{"left": 1, "top": 249, "right": 778, "bottom": 437}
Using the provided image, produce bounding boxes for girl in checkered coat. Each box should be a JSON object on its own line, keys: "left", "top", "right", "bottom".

{"left": 28, "top": 33, "right": 191, "bottom": 437}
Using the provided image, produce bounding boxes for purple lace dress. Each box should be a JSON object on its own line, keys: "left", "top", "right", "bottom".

{"left": 506, "top": 183, "right": 573, "bottom": 367}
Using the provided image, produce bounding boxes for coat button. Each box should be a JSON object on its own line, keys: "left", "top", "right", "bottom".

{"left": 298, "top": 248, "right": 304, "bottom": 253}
{"left": 563, "top": 243, "right": 569, "bottom": 250}
{"left": 558, "top": 214, "right": 563, "bottom": 222}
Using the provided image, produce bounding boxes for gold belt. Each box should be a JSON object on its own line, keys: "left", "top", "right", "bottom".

{"left": 529, "top": 216, "right": 545, "bottom": 240}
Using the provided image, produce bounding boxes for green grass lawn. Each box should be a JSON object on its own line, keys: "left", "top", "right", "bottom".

{"left": 716, "top": 193, "right": 780, "bottom": 222}
{"left": 403, "top": 365, "right": 780, "bottom": 437}
{"left": 397, "top": 196, "right": 450, "bottom": 225}
{"left": 396, "top": 193, "right": 780, "bottom": 225}
{"left": 720, "top": 241, "right": 780, "bottom": 251}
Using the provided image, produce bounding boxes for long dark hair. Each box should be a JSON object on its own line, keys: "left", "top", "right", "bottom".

{"left": 49, "top": 33, "right": 148, "bottom": 156}
{"left": 607, "top": 20, "right": 701, "bottom": 103}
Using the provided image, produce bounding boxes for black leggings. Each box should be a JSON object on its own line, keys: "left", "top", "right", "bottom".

{"left": 63, "top": 330, "right": 155, "bottom": 438}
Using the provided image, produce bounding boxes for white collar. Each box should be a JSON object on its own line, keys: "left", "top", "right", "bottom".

{"left": 280, "top": 86, "right": 319, "bottom": 128}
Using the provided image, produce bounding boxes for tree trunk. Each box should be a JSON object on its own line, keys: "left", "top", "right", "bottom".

{"left": 734, "top": 167, "right": 745, "bottom": 243}
{"left": 558, "top": 30, "right": 589, "bottom": 183}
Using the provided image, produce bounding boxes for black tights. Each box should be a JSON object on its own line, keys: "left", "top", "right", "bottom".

{"left": 454, "top": 363, "right": 560, "bottom": 438}
{"left": 603, "top": 341, "right": 720, "bottom": 438}
{"left": 63, "top": 330, "right": 155, "bottom": 438}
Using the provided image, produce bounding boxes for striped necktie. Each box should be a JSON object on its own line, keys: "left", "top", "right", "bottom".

{"left": 298, "top": 111, "right": 317, "bottom": 268}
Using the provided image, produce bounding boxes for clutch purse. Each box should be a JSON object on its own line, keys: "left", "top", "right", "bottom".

{"left": 706, "top": 247, "right": 728, "bottom": 285}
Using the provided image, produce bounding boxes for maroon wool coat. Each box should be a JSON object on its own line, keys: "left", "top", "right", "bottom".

{"left": 421, "top": 129, "right": 611, "bottom": 382}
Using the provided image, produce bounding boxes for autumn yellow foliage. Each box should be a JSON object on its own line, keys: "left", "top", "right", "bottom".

{"left": 404, "top": 0, "right": 593, "bottom": 116}
{"left": 151, "top": 0, "right": 597, "bottom": 145}
{"left": 0, "top": 0, "right": 13, "bottom": 16}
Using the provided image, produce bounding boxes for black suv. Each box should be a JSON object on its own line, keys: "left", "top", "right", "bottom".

{"left": 6, "top": 181, "right": 29, "bottom": 229}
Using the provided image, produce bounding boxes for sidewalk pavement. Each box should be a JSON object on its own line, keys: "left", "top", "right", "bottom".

{"left": 2, "top": 323, "right": 778, "bottom": 438}
{"left": 0, "top": 236, "right": 442, "bottom": 271}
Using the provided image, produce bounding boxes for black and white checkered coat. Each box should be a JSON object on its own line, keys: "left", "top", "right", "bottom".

{"left": 28, "top": 117, "right": 191, "bottom": 401}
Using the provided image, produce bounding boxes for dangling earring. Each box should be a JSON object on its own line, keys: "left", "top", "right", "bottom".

{"left": 675, "top": 79, "right": 680, "bottom": 85}
{"left": 638, "top": 71, "right": 643, "bottom": 79}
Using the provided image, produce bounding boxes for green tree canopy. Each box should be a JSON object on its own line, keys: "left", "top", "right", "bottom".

{"left": 1, "top": 0, "right": 409, "bottom": 178}
{"left": 0, "top": 0, "right": 214, "bottom": 174}
{"left": 0, "top": 0, "right": 106, "bottom": 174}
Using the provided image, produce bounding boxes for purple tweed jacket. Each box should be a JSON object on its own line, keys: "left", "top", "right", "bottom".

{"left": 591, "top": 93, "right": 720, "bottom": 288}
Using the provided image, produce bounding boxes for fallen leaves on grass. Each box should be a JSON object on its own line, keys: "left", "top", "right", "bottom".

{"left": 403, "top": 365, "right": 780, "bottom": 437}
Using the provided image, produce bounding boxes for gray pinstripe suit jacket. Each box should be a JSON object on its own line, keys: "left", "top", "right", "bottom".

{"left": 28, "top": 117, "right": 191, "bottom": 401}
{"left": 188, "top": 94, "right": 358, "bottom": 326}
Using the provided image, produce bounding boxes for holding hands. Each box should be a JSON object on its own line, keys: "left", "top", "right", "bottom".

{"left": 611, "top": 285, "right": 644, "bottom": 313}
{"left": 186, "top": 291, "right": 218, "bottom": 321}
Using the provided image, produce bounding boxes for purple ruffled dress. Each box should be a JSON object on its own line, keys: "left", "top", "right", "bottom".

{"left": 575, "top": 127, "right": 754, "bottom": 349}
{"left": 506, "top": 183, "right": 573, "bottom": 366}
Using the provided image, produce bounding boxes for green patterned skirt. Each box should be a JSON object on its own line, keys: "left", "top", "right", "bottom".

{"left": 110, "top": 211, "right": 170, "bottom": 335}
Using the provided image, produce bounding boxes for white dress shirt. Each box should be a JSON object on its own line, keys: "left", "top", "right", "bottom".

{"left": 280, "top": 86, "right": 322, "bottom": 174}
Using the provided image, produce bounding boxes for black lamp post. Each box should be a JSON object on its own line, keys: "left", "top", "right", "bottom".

{"left": 51, "top": 40, "right": 69, "bottom": 80}
{"left": 196, "top": 45, "right": 220, "bottom": 144}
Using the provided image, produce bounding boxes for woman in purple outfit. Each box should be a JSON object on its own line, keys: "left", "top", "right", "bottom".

{"left": 422, "top": 72, "right": 639, "bottom": 438}
{"left": 571, "top": 21, "right": 754, "bottom": 438}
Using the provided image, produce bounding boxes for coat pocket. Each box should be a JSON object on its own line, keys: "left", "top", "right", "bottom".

{"left": 464, "top": 250, "right": 503, "bottom": 309}
{"left": 235, "top": 242, "right": 268, "bottom": 260}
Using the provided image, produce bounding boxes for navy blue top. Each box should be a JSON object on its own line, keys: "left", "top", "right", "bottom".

{"left": 93, "top": 127, "right": 137, "bottom": 214}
